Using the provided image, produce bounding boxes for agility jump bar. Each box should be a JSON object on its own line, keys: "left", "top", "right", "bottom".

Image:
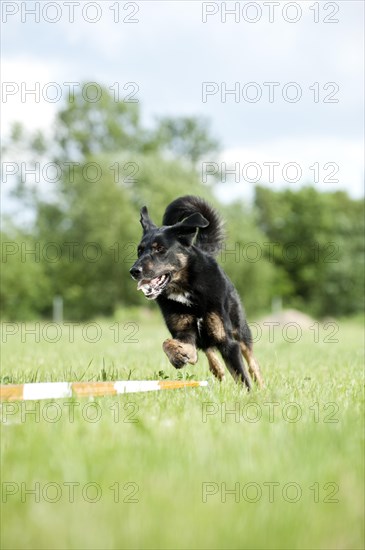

{"left": 0, "top": 380, "right": 208, "bottom": 402}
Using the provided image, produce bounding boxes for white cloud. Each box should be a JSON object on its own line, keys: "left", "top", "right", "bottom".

{"left": 1, "top": 57, "right": 59, "bottom": 136}
{"left": 214, "top": 138, "right": 364, "bottom": 201}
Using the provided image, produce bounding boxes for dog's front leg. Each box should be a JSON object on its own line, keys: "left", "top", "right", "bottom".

{"left": 162, "top": 313, "right": 198, "bottom": 369}
{"left": 163, "top": 339, "right": 198, "bottom": 368}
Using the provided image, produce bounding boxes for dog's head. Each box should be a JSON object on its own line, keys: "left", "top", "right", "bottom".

{"left": 129, "top": 206, "right": 209, "bottom": 300}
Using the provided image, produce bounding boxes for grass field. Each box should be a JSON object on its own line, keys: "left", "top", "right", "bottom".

{"left": 1, "top": 310, "right": 364, "bottom": 550}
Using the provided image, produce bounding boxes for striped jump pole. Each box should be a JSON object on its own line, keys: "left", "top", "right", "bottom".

{"left": 0, "top": 380, "right": 209, "bottom": 402}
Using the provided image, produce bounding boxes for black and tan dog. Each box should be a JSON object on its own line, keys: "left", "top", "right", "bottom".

{"left": 130, "top": 196, "right": 263, "bottom": 390}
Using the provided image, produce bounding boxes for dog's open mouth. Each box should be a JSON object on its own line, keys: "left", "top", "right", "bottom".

{"left": 137, "top": 273, "right": 171, "bottom": 299}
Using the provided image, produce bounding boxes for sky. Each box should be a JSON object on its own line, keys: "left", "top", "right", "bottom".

{"left": 1, "top": 0, "right": 364, "bottom": 203}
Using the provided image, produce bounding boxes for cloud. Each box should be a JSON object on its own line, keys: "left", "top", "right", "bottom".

{"left": 213, "top": 138, "right": 364, "bottom": 201}
{"left": 1, "top": 56, "right": 59, "bottom": 136}
{"left": 2, "top": 2, "right": 363, "bottom": 201}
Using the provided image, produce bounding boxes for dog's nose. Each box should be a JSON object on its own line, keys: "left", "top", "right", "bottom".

{"left": 130, "top": 266, "right": 142, "bottom": 279}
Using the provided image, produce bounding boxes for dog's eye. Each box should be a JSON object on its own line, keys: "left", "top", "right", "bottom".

{"left": 137, "top": 247, "right": 143, "bottom": 257}
{"left": 155, "top": 245, "right": 166, "bottom": 254}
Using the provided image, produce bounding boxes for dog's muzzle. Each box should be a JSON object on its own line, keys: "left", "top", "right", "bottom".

{"left": 130, "top": 266, "right": 171, "bottom": 300}
{"left": 137, "top": 274, "right": 170, "bottom": 299}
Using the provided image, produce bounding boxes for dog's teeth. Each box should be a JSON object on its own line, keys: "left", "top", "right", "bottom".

{"left": 137, "top": 273, "right": 169, "bottom": 298}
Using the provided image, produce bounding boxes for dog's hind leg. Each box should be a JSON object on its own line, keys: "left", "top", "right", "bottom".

{"left": 218, "top": 340, "right": 252, "bottom": 390}
{"left": 205, "top": 348, "right": 225, "bottom": 381}
{"left": 239, "top": 342, "right": 264, "bottom": 388}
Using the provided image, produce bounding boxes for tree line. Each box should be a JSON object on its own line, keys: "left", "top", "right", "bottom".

{"left": 1, "top": 84, "right": 363, "bottom": 320}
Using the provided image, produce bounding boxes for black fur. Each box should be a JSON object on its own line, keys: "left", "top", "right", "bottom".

{"left": 130, "top": 196, "right": 263, "bottom": 390}
{"left": 162, "top": 195, "right": 225, "bottom": 256}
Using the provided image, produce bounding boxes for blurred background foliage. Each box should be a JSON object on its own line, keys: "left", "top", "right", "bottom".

{"left": 1, "top": 84, "right": 363, "bottom": 320}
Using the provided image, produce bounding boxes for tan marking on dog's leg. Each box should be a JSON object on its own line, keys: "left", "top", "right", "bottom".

{"left": 205, "top": 348, "right": 225, "bottom": 381}
{"left": 163, "top": 338, "right": 198, "bottom": 367}
{"left": 240, "top": 342, "right": 264, "bottom": 388}
{"left": 168, "top": 314, "right": 195, "bottom": 332}
{"left": 206, "top": 312, "right": 226, "bottom": 342}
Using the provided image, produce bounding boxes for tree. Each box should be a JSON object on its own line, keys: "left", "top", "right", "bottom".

{"left": 54, "top": 85, "right": 143, "bottom": 161}
{"left": 150, "top": 116, "right": 220, "bottom": 165}
{"left": 0, "top": 229, "right": 51, "bottom": 320}
{"left": 217, "top": 201, "right": 283, "bottom": 316}
{"left": 254, "top": 186, "right": 364, "bottom": 316}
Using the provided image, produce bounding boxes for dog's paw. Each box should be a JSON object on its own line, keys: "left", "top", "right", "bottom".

{"left": 163, "top": 339, "right": 198, "bottom": 368}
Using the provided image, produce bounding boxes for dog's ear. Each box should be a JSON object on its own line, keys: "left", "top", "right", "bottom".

{"left": 140, "top": 206, "right": 157, "bottom": 234}
{"left": 165, "top": 213, "right": 209, "bottom": 245}
{"left": 179, "top": 213, "right": 209, "bottom": 231}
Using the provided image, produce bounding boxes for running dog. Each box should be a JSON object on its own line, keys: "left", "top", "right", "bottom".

{"left": 129, "top": 195, "right": 263, "bottom": 390}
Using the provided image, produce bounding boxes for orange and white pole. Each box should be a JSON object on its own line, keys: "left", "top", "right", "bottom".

{"left": 0, "top": 380, "right": 208, "bottom": 401}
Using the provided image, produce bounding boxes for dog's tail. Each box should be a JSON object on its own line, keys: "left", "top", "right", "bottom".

{"left": 162, "top": 195, "right": 225, "bottom": 256}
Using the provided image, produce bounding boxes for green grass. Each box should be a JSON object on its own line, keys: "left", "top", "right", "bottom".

{"left": 0, "top": 312, "right": 364, "bottom": 550}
